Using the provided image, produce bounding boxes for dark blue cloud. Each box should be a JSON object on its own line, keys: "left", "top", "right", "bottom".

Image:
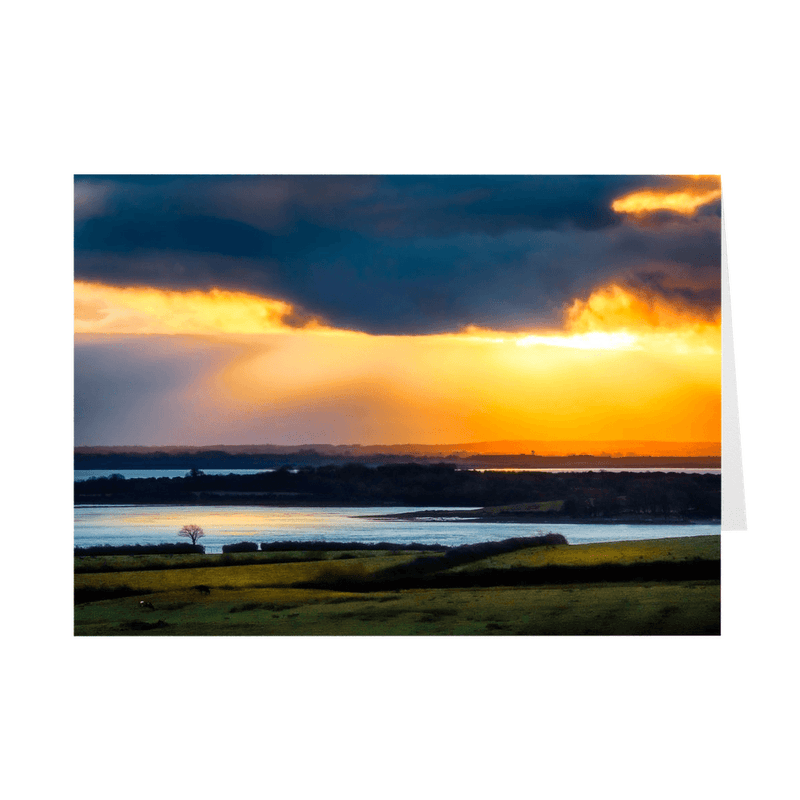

{"left": 74, "top": 175, "right": 720, "bottom": 334}
{"left": 372, "top": 175, "right": 641, "bottom": 235}
{"left": 76, "top": 214, "right": 270, "bottom": 257}
{"left": 75, "top": 214, "right": 351, "bottom": 260}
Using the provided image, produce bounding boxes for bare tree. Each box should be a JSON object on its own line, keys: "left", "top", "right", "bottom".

{"left": 179, "top": 524, "right": 205, "bottom": 545}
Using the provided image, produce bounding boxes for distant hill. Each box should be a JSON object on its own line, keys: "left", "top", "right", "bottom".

{"left": 75, "top": 439, "right": 721, "bottom": 458}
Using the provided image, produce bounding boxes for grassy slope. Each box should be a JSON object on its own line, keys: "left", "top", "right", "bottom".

{"left": 74, "top": 549, "right": 414, "bottom": 574}
{"left": 74, "top": 537, "right": 720, "bottom": 636}
{"left": 447, "top": 535, "right": 720, "bottom": 572}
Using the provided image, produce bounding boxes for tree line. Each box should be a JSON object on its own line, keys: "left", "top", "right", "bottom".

{"left": 74, "top": 463, "right": 720, "bottom": 519}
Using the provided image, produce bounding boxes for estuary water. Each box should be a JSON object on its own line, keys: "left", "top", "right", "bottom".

{"left": 74, "top": 468, "right": 277, "bottom": 481}
{"left": 74, "top": 505, "right": 721, "bottom": 552}
{"left": 74, "top": 467, "right": 720, "bottom": 482}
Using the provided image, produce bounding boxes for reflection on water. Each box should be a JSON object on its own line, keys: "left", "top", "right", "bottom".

{"left": 74, "top": 505, "right": 721, "bottom": 552}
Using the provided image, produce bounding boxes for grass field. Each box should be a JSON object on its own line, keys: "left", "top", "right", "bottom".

{"left": 74, "top": 548, "right": 414, "bottom": 574}
{"left": 74, "top": 535, "right": 720, "bottom": 636}
{"left": 481, "top": 500, "right": 566, "bottom": 515}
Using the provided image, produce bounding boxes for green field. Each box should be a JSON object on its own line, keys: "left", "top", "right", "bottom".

{"left": 74, "top": 536, "right": 720, "bottom": 636}
{"left": 480, "top": 500, "right": 566, "bottom": 515}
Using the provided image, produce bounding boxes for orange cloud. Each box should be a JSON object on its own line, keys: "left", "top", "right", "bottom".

{"left": 566, "top": 283, "right": 716, "bottom": 331}
{"left": 457, "top": 283, "right": 720, "bottom": 355}
{"left": 564, "top": 283, "right": 720, "bottom": 355}
{"left": 611, "top": 175, "right": 721, "bottom": 217}
{"left": 74, "top": 281, "right": 328, "bottom": 335}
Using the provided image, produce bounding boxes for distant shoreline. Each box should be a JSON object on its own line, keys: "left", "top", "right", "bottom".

{"left": 362, "top": 509, "right": 720, "bottom": 526}
{"left": 74, "top": 464, "right": 720, "bottom": 521}
{"left": 75, "top": 453, "right": 721, "bottom": 470}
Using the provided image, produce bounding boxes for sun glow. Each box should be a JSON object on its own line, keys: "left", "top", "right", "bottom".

{"left": 564, "top": 283, "right": 720, "bottom": 353}
{"left": 515, "top": 331, "right": 638, "bottom": 350}
{"left": 462, "top": 283, "right": 719, "bottom": 355}
{"left": 75, "top": 277, "right": 721, "bottom": 444}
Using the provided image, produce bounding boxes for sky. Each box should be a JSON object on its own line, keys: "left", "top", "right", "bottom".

{"left": 74, "top": 175, "right": 721, "bottom": 447}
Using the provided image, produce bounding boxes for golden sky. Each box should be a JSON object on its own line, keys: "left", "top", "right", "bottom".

{"left": 74, "top": 278, "right": 720, "bottom": 444}
{"left": 74, "top": 175, "right": 721, "bottom": 446}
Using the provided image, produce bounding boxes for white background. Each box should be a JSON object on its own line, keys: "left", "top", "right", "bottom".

{"left": 5, "top": 2, "right": 796, "bottom": 799}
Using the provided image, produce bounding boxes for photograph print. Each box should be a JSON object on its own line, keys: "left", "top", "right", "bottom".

{"left": 74, "top": 174, "right": 722, "bottom": 636}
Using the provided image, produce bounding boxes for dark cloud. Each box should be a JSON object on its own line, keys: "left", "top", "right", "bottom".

{"left": 623, "top": 271, "right": 721, "bottom": 318}
{"left": 74, "top": 175, "right": 720, "bottom": 334}
{"left": 75, "top": 213, "right": 351, "bottom": 260}
{"left": 367, "top": 175, "right": 640, "bottom": 236}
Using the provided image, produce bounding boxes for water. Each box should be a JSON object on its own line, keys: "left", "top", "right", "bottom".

{"left": 468, "top": 468, "right": 721, "bottom": 475}
{"left": 75, "top": 466, "right": 720, "bottom": 481}
{"left": 74, "top": 504, "right": 721, "bottom": 552}
{"left": 75, "top": 468, "right": 280, "bottom": 481}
